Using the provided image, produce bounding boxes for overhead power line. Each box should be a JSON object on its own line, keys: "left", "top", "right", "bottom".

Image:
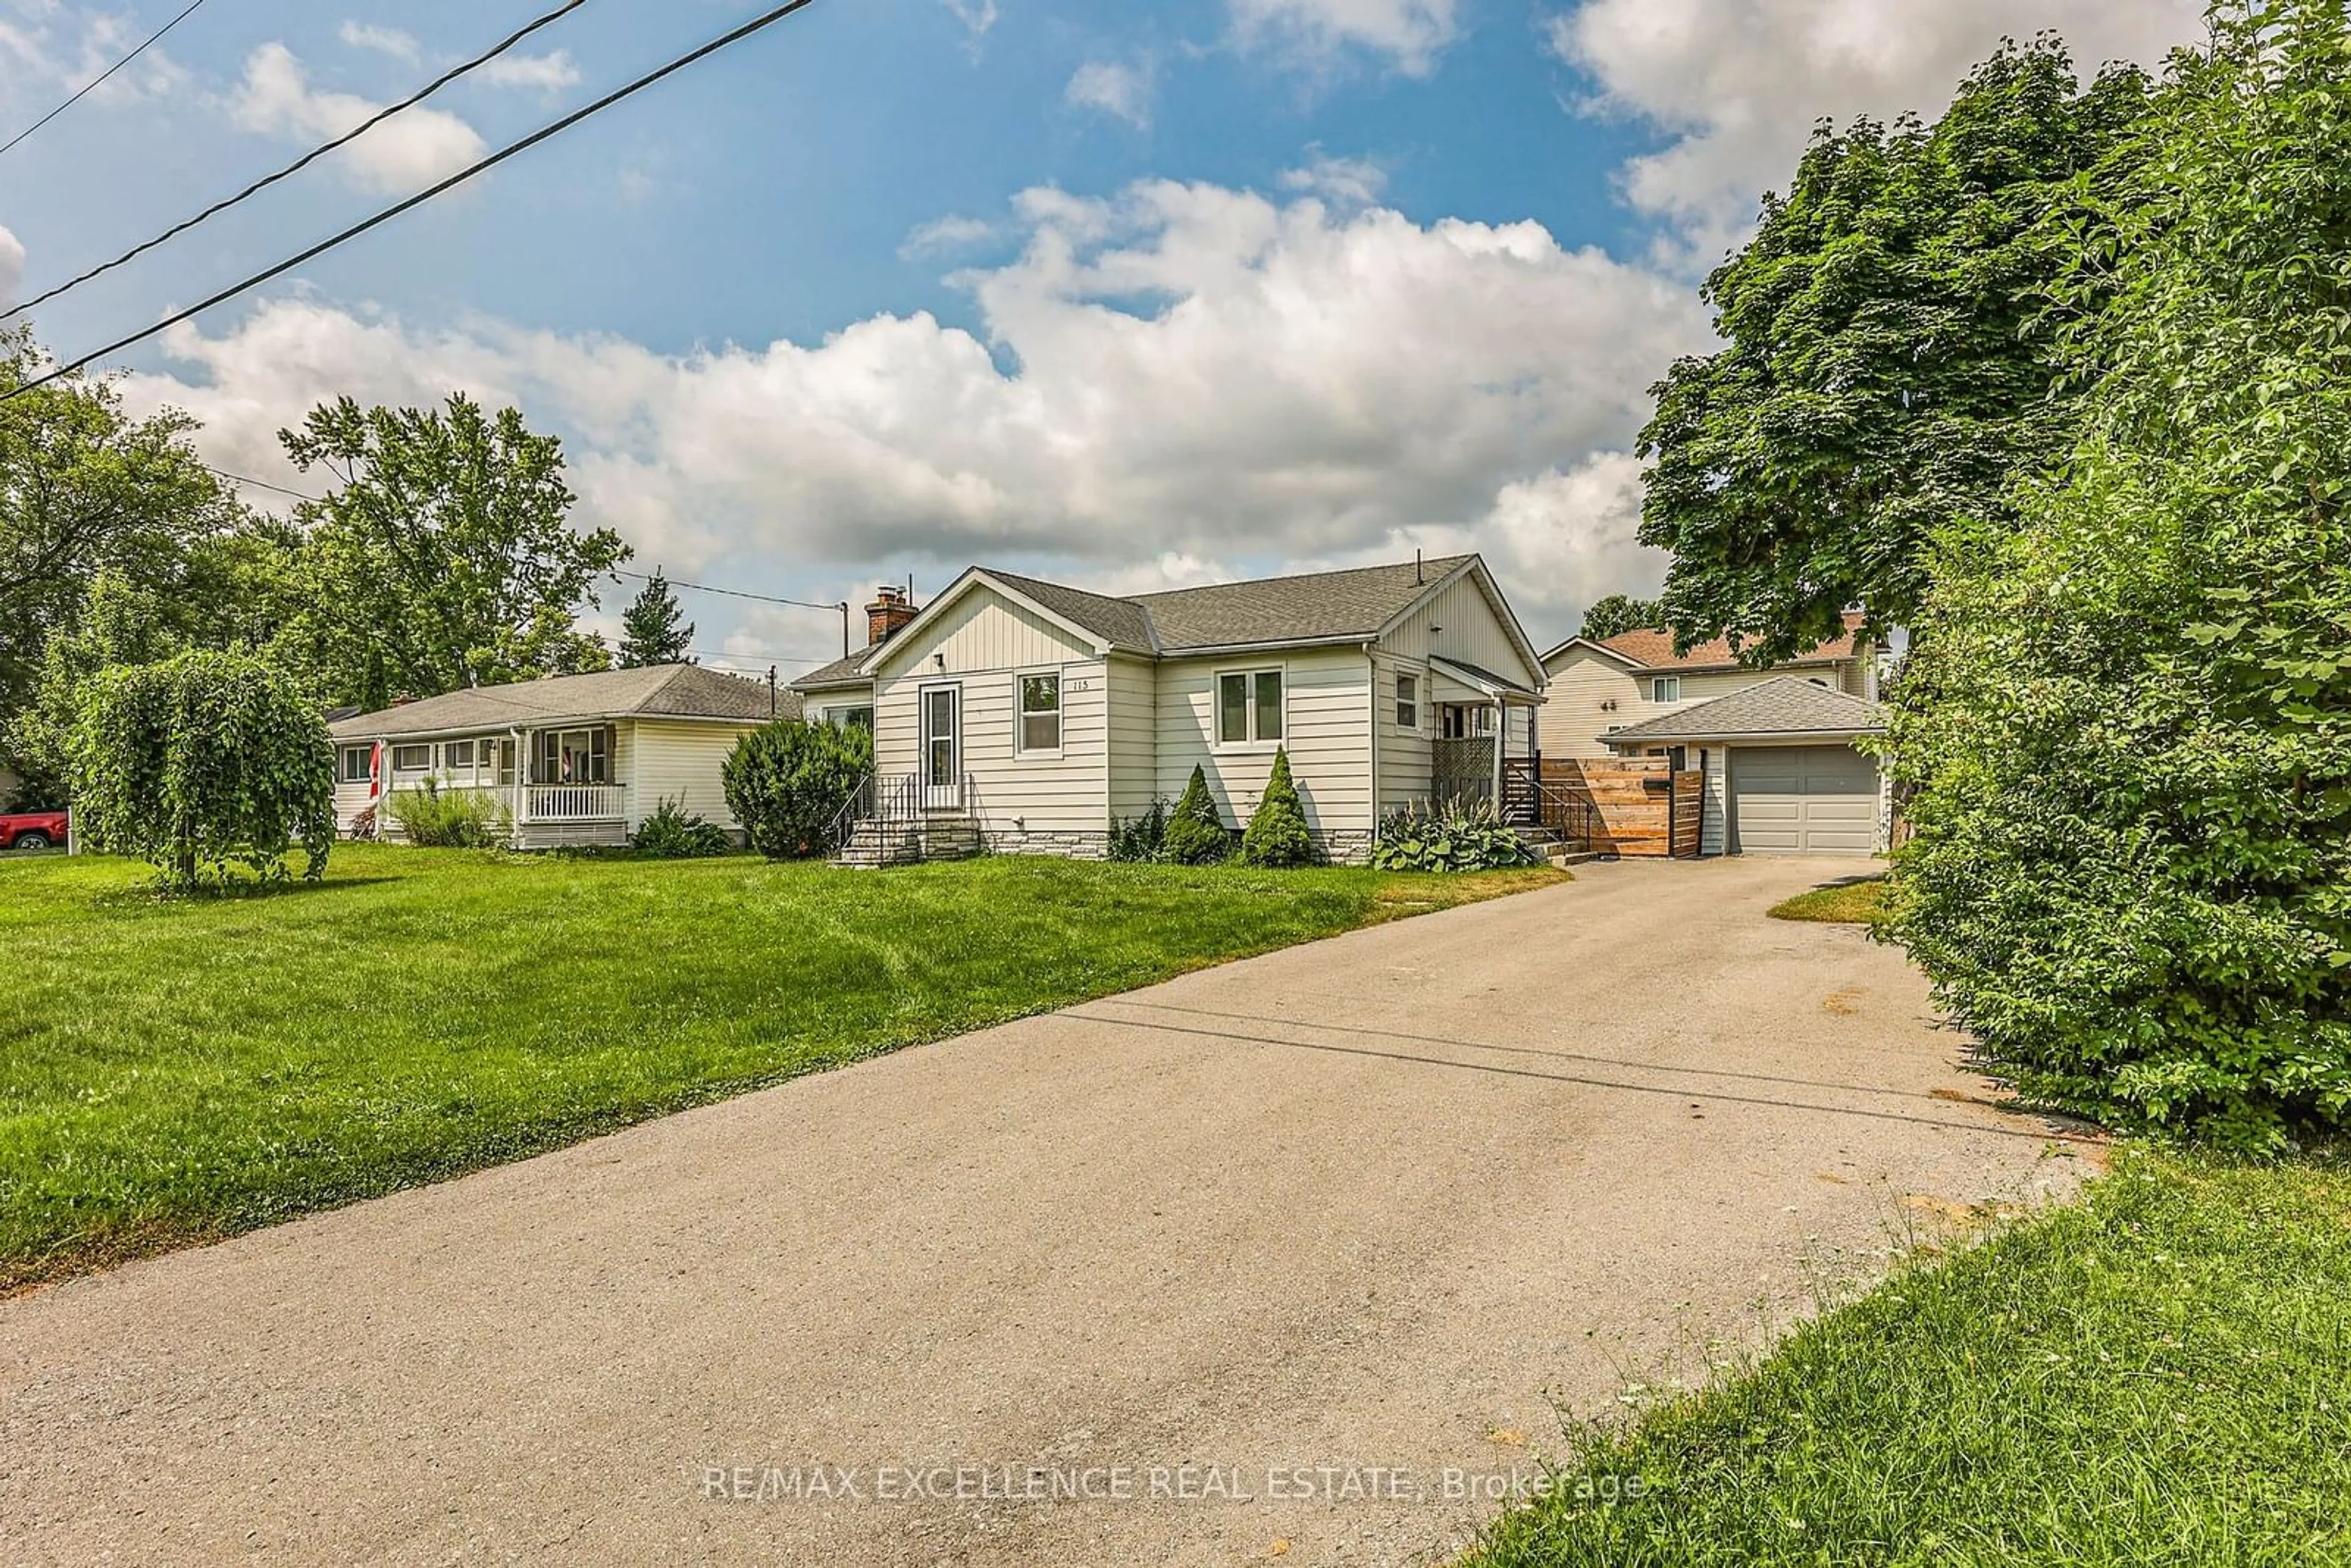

{"left": 0, "top": 0, "right": 211, "bottom": 160}
{"left": 612, "top": 566, "right": 844, "bottom": 613}
{"left": 2, "top": 0, "right": 824, "bottom": 404}
{"left": 4, "top": 0, "right": 594, "bottom": 324}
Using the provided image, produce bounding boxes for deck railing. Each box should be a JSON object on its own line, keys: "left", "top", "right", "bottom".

{"left": 524, "top": 784, "right": 627, "bottom": 822}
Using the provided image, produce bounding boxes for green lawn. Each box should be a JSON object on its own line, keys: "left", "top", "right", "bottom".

{"left": 0, "top": 845, "right": 1562, "bottom": 1292}
{"left": 1471, "top": 1150, "right": 2351, "bottom": 1567}
{"left": 1766, "top": 876, "right": 1889, "bottom": 926}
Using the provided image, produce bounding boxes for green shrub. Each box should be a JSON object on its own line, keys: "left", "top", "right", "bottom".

{"left": 1886, "top": 10, "right": 2351, "bottom": 1150}
{"left": 388, "top": 781, "right": 511, "bottom": 848}
{"left": 1235, "top": 748, "right": 1320, "bottom": 868}
{"left": 1161, "top": 764, "right": 1230, "bottom": 866}
{"left": 1108, "top": 797, "right": 1169, "bottom": 863}
{"left": 631, "top": 795, "right": 733, "bottom": 857}
{"left": 722, "top": 718, "right": 873, "bottom": 860}
{"left": 1370, "top": 799, "right": 1537, "bottom": 872}
{"left": 70, "top": 649, "right": 335, "bottom": 891}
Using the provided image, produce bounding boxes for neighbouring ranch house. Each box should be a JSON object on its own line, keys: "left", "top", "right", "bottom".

{"left": 329, "top": 664, "right": 797, "bottom": 849}
{"left": 793, "top": 555, "right": 1547, "bottom": 863}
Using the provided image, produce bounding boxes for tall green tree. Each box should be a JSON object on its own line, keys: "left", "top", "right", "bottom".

{"left": 1638, "top": 37, "right": 2156, "bottom": 661}
{"left": 274, "top": 394, "right": 628, "bottom": 708}
{"left": 1887, "top": 1, "right": 2351, "bottom": 1149}
{"left": 0, "top": 326, "right": 244, "bottom": 754}
{"left": 1576, "top": 594, "right": 1662, "bottom": 642}
{"left": 2, "top": 571, "right": 179, "bottom": 809}
{"left": 617, "top": 568, "right": 694, "bottom": 668}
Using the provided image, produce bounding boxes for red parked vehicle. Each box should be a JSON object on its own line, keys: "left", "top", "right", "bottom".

{"left": 0, "top": 810, "right": 69, "bottom": 852}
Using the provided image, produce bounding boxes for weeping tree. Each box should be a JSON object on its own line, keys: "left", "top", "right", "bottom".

{"left": 72, "top": 650, "right": 336, "bottom": 891}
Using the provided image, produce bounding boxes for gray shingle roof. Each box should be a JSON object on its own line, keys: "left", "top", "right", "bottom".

{"left": 981, "top": 569, "right": 1159, "bottom": 653}
{"left": 330, "top": 664, "right": 794, "bottom": 739}
{"left": 1131, "top": 555, "right": 1477, "bottom": 652}
{"left": 790, "top": 651, "right": 873, "bottom": 691}
{"left": 1600, "top": 676, "right": 1884, "bottom": 746}
{"left": 1431, "top": 655, "right": 1540, "bottom": 699}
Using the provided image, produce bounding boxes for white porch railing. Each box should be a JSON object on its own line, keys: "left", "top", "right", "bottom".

{"left": 525, "top": 784, "right": 626, "bottom": 822}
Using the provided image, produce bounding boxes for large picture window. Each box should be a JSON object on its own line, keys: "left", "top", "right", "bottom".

{"left": 390, "top": 743, "right": 432, "bottom": 772}
{"left": 1018, "top": 672, "right": 1062, "bottom": 752}
{"left": 1216, "top": 669, "right": 1284, "bottom": 745}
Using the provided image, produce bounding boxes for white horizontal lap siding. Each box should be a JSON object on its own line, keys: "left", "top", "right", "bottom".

{"left": 1106, "top": 655, "right": 1158, "bottom": 820}
{"left": 1373, "top": 655, "right": 1433, "bottom": 812}
{"left": 1155, "top": 648, "right": 1373, "bottom": 833}
{"left": 869, "top": 591, "right": 1111, "bottom": 834}
{"left": 626, "top": 719, "right": 761, "bottom": 830}
{"left": 1535, "top": 651, "right": 1640, "bottom": 759}
{"left": 1379, "top": 572, "right": 1542, "bottom": 690}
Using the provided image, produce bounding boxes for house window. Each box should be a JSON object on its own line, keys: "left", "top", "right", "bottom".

{"left": 341, "top": 746, "right": 372, "bottom": 783}
{"left": 1439, "top": 704, "right": 1496, "bottom": 740}
{"left": 829, "top": 705, "right": 874, "bottom": 730}
{"left": 537, "top": 728, "right": 610, "bottom": 784}
{"left": 1217, "top": 670, "right": 1283, "bottom": 745}
{"left": 444, "top": 740, "right": 476, "bottom": 770}
{"left": 1018, "top": 672, "right": 1062, "bottom": 752}
{"left": 390, "top": 744, "right": 432, "bottom": 772}
{"left": 1395, "top": 673, "right": 1419, "bottom": 730}
{"left": 1649, "top": 676, "right": 1681, "bottom": 703}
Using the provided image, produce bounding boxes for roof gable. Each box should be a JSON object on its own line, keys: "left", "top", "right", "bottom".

{"left": 1134, "top": 555, "right": 1477, "bottom": 652}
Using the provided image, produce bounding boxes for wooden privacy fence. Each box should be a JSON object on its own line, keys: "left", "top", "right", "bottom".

{"left": 1510, "top": 756, "right": 1703, "bottom": 857}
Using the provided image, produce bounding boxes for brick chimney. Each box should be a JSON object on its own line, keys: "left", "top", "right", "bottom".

{"left": 866, "top": 584, "right": 918, "bottom": 646}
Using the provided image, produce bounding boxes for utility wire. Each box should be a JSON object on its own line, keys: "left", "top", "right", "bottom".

{"left": 0, "top": 0, "right": 210, "bottom": 160}
{"left": 612, "top": 566, "right": 844, "bottom": 613}
{"left": 4, "top": 0, "right": 594, "bottom": 324}
{"left": 201, "top": 462, "right": 320, "bottom": 501}
{"left": 2, "top": 0, "right": 823, "bottom": 403}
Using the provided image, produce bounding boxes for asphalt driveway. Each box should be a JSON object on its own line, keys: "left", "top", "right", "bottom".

{"left": 0, "top": 857, "right": 2090, "bottom": 1566}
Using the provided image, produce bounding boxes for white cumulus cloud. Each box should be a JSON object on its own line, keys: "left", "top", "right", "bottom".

{"left": 1550, "top": 0, "right": 2207, "bottom": 258}
{"left": 230, "top": 42, "right": 486, "bottom": 193}
{"left": 0, "top": 224, "right": 23, "bottom": 309}
{"left": 1065, "top": 58, "right": 1156, "bottom": 129}
{"left": 478, "top": 50, "right": 582, "bottom": 92}
{"left": 336, "top": 21, "right": 419, "bottom": 62}
{"left": 1229, "top": 0, "right": 1461, "bottom": 77}
{"left": 114, "top": 178, "right": 1710, "bottom": 636}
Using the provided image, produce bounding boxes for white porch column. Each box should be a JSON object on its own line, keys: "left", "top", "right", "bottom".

{"left": 1490, "top": 701, "right": 1505, "bottom": 805}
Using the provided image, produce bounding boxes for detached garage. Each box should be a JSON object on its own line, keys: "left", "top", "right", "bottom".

{"left": 1599, "top": 677, "right": 1889, "bottom": 858}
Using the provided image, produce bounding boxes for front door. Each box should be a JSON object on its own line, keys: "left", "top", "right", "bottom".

{"left": 920, "top": 685, "right": 962, "bottom": 810}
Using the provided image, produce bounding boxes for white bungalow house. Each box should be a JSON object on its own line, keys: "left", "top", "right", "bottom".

{"left": 792, "top": 555, "right": 1547, "bottom": 863}
{"left": 328, "top": 664, "right": 793, "bottom": 849}
{"left": 1535, "top": 616, "right": 1889, "bottom": 857}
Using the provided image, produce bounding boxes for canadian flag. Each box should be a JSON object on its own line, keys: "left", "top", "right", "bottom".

{"left": 369, "top": 741, "right": 384, "bottom": 800}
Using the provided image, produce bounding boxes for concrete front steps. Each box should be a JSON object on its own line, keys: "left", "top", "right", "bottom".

{"left": 1514, "top": 824, "right": 1604, "bottom": 871}
{"left": 831, "top": 817, "right": 984, "bottom": 869}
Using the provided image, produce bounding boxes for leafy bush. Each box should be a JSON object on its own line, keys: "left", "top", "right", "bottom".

{"left": 1235, "top": 748, "right": 1321, "bottom": 868}
{"left": 70, "top": 649, "right": 335, "bottom": 891}
{"left": 1370, "top": 799, "right": 1537, "bottom": 872}
{"left": 1886, "top": 9, "right": 2351, "bottom": 1150}
{"left": 1108, "top": 797, "right": 1169, "bottom": 863}
{"left": 1160, "top": 764, "right": 1230, "bottom": 866}
{"left": 388, "top": 781, "right": 511, "bottom": 848}
{"left": 722, "top": 718, "right": 873, "bottom": 860}
{"left": 632, "top": 795, "right": 732, "bottom": 858}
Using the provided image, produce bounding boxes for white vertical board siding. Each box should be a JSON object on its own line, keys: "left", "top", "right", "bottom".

{"left": 627, "top": 720, "right": 760, "bottom": 830}
{"left": 1379, "top": 571, "right": 1542, "bottom": 689}
{"left": 1534, "top": 650, "right": 1640, "bottom": 759}
{"left": 1155, "top": 647, "right": 1373, "bottom": 832}
{"left": 1106, "top": 654, "right": 1159, "bottom": 819}
{"left": 1373, "top": 655, "right": 1434, "bottom": 811}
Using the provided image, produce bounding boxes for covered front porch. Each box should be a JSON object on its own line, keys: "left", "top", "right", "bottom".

{"left": 365, "top": 724, "right": 636, "bottom": 849}
{"left": 1427, "top": 656, "right": 1542, "bottom": 812}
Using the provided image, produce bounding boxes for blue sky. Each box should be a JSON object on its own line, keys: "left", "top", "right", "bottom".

{"left": 0, "top": 0, "right": 2201, "bottom": 672}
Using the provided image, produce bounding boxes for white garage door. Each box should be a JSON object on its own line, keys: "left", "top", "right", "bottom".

{"left": 1730, "top": 745, "right": 1879, "bottom": 855}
